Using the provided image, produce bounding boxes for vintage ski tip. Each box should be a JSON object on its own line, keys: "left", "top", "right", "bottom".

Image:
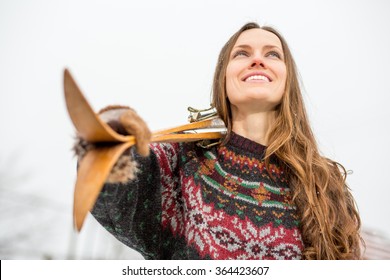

{"left": 63, "top": 69, "right": 131, "bottom": 143}
{"left": 73, "top": 142, "right": 134, "bottom": 231}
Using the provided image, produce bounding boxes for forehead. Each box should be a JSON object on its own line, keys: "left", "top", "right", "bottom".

{"left": 233, "top": 28, "right": 283, "bottom": 49}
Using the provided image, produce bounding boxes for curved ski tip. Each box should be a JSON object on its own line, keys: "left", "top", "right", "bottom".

{"left": 74, "top": 216, "right": 83, "bottom": 232}
{"left": 63, "top": 68, "right": 71, "bottom": 80}
{"left": 73, "top": 207, "right": 85, "bottom": 232}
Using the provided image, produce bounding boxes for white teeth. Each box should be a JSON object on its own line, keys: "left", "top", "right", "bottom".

{"left": 245, "top": 75, "right": 270, "bottom": 82}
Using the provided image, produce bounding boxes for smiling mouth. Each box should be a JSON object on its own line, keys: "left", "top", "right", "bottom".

{"left": 243, "top": 74, "right": 271, "bottom": 82}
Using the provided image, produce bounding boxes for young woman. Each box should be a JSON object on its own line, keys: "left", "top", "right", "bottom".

{"left": 76, "top": 22, "right": 362, "bottom": 259}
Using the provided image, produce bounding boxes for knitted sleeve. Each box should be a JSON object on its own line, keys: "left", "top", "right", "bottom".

{"left": 91, "top": 142, "right": 180, "bottom": 259}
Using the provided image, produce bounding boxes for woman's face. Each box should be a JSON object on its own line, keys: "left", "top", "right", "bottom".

{"left": 226, "top": 28, "right": 287, "bottom": 113}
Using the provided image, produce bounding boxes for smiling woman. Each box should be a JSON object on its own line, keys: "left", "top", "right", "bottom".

{"left": 212, "top": 22, "right": 362, "bottom": 259}
{"left": 74, "top": 22, "right": 362, "bottom": 260}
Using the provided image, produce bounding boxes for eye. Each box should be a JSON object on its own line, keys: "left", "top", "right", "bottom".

{"left": 232, "top": 50, "right": 249, "bottom": 58}
{"left": 266, "top": 51, "right": 282, "bottom": 59}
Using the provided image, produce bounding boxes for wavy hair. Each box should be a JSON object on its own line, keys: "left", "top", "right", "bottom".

{"left": 211, "top": 22, "right": 363, "bottom": 259}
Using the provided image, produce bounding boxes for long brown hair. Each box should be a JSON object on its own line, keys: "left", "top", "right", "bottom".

{"left": 212, "top": 22, "right": 363, "bottom": 259}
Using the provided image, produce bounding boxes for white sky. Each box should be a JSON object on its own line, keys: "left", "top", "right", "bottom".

{"left": 1, "top": 0, "right": 390, "bottom": 258}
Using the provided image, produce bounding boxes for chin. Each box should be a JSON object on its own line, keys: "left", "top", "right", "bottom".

{"left": 246, "top": 91, "right": 273, "bottom": 101}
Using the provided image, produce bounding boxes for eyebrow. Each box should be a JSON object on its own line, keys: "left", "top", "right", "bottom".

{"left": 233, "top": 44, "right": 283, "bottom": 52}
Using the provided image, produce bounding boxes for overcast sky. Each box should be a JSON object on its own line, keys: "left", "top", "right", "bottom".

{"left": 1, "top": 0, "right": 389, "bottom": 258}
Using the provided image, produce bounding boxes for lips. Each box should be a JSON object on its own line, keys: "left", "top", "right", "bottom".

{"left": 242, "top": 72, "right": 272, "bottom": 82}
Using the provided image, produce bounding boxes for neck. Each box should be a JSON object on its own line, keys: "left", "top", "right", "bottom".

{"left": 231, "top": 109, "right": 276, "bottom": 146}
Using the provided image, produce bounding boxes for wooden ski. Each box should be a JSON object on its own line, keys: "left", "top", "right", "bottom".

{"left": 63, "top": 69, "right": 225, "bottom": 231}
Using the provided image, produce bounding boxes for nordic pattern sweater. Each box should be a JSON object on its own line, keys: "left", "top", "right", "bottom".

{"left": 91, "top": 132, "right": 304, "bottom": 259}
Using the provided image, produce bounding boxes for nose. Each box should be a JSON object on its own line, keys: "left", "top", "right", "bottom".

{"left": 250, "top": 53, "right": 265, "bottom": 68}
{"left": 250, "top": 59, "right": 265, "bottom": 68}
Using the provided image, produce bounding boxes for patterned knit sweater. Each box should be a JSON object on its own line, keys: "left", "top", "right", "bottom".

{"left": 91, "top": 132, "right": 304, "bottom": 259}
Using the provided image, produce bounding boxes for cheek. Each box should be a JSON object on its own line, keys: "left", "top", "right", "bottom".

{"left": 277, "top": 65, "right": 287, "bottom": 92}
{"left": 225, "top": 65, "right": 236, "bottom": 97}
{"left": 280, "top": 65, "right": 287, "bottom": 84}
{"left": 225, "top": 63, "right": 235, "bottom": 83}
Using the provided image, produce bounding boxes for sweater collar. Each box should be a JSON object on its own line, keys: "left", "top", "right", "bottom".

{"left": 227, "top": 132, "right": 267, "bottom": 155}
